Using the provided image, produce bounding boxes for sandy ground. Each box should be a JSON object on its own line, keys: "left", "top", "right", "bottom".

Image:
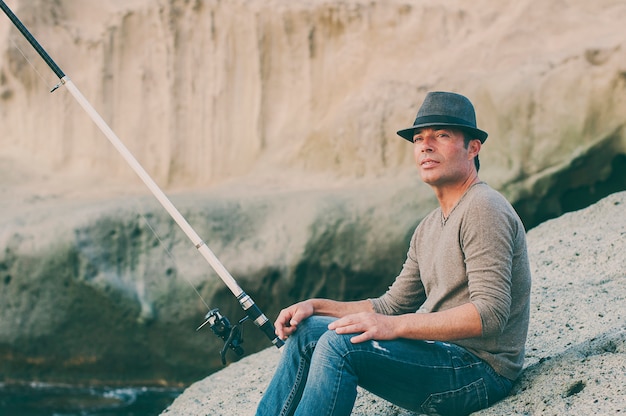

{"left": 162, "top": 191, "right": 626, "bottom": 415}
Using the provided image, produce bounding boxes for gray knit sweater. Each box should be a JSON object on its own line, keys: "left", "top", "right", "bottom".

{"left": 370, "top": 182, "right": 531, "bottom": 380}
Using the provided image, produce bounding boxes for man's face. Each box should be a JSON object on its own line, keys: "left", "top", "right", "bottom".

{"left": 412, "top": 126, "right": 480, "bottom": 187}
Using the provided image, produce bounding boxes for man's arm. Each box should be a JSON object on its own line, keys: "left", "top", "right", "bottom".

{"left": 274, "top": 298, "right": 374, "bottom": 340}
{"left": 329, "top": 302, "right": 482, "bottom": 343}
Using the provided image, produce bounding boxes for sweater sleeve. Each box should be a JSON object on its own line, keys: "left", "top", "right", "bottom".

{"left": 463, "top": 193, "right": 520, "bottom": 337}
{"left": 370, "top": 225, "right": 427, "bottom": 315}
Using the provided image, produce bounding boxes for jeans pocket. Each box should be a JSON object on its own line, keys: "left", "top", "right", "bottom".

{"left": 420, "top": 378, "right": 488, "bottom": 416}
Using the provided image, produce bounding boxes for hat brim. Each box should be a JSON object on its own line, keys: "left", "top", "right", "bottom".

{"left": 397, "top": 123, "right": 488, "bottom": 143}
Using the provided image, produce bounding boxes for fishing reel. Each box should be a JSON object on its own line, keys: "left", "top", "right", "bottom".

{"left": 197, "top": 308, "right": 247, "bottom": 365}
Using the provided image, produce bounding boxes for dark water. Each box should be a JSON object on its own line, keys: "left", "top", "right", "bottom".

{"left": 0, "top": 383, "right": 183, "bottom": 416}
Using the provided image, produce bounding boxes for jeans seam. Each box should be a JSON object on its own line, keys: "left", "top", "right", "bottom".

{"left": 280, "top": 341, "right": 317, "bottom": 416}
{"left": 325, "top": 355, "right": 346, "bottom": 416}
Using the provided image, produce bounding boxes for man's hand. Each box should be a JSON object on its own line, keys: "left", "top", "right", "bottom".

{"left": 328, "top": 312, "right": 398, "bottom": 344}
{"left": 274, "top": 298, "right": 377, "bottom": 341}
{"left": 274, "top": 300, "right": 315, "bottom": 340}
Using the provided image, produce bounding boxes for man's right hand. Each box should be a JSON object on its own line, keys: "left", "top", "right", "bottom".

{"left": 274, "top": 298, "right": 375, "bottom": 340}
{"left": 274, "top": 300, "right": 315, "bottom": 340}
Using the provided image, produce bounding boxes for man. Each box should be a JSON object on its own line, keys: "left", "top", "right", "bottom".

{"left": 256, "top": 91, "right": 531, "bottom": 416}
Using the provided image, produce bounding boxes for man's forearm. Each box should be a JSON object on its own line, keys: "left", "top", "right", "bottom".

{"left": 309, "top": 298, "right": 375, "bottom": 318}
{"left": 395, "top": 302, "right": 483, "bottom": 341}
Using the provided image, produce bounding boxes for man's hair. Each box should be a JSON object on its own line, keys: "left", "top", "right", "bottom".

{"left": 462, "top": 131, "right": 480, "bottom": 172}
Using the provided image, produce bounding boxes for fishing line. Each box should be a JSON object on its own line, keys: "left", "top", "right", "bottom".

{"left": 133, "top": 200, "right": 252, "bottom": 364}
{"left": 134, "top": 203, "right": 211, "bottom": 311}
{"left": 8, "top": 36, "right": 52, "bottom": 89}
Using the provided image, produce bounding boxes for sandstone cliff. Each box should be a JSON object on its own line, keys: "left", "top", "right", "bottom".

{"left": 1, "top": 0, "right": 625, "bottom": 220}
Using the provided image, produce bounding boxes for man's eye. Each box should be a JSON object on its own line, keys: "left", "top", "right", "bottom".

{"left": 413, "top": 137, "right": 423, "bottom": 142}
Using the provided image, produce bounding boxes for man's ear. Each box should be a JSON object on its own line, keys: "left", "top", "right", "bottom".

{"left": 468, "top": 139, "right": 481, "bottom": 159}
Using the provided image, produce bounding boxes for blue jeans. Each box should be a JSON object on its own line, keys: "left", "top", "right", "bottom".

{"left": 255, "top": 316, "right": 512, "bottom": 416}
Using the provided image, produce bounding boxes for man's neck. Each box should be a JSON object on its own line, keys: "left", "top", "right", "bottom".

{"left": 434, "top": 175, "right": 481, "bottom": 218}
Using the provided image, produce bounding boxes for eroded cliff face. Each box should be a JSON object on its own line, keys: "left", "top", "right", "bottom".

{"left": 1, "top": 0, "right": 623, "bottom": 196}
{"left": 0, "top": 0, "right": 625, "bottom": 384}
{"left": 0, "top": 0, "right": 412, "bottom": 186}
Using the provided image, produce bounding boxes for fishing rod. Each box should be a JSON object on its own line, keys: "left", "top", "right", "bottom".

{"left": 0, "top": 1, "right": 284, "bottom": 359}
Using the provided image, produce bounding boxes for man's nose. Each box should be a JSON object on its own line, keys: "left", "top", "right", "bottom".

{"left": 415, "top": 136, "right": 434, "bottom": 152}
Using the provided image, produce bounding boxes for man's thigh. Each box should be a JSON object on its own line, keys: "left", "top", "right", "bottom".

{"left": 322, "top": 335, "right": 509, "bottom": 415}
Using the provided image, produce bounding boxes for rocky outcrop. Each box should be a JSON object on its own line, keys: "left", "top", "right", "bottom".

{"left": 162, "top": 192, "right": 626, "bottom": 415}
{"left": 0, "top": 179, "right": 428, "bottom": 384}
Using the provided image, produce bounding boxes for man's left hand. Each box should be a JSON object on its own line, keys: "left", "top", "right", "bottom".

{"left": 328, "top": 312, "right": 398, "bottom": 344}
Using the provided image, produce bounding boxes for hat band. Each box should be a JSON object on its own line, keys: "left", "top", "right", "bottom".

{"left": 412, "top": 114, "right": 476, "bottom": 129}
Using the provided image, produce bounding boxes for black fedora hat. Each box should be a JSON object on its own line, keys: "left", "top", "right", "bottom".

{"left": 397, "top": 91, "right": 488, "bottom": 143}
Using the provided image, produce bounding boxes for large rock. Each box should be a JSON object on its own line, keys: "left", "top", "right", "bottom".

{"left": 162, "top": 191, "right": 626, "bottom": 415}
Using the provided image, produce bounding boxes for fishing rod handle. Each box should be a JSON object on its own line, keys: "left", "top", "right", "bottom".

{"left": 238, "top": 293, "right": 284, "bottom": 348}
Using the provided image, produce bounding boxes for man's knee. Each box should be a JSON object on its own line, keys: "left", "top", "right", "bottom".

{"left": 286, "top": 316, "right": 338, "bottom": 351}
{"left": 315, "top": 328, "right": 354, "bottom": 358}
